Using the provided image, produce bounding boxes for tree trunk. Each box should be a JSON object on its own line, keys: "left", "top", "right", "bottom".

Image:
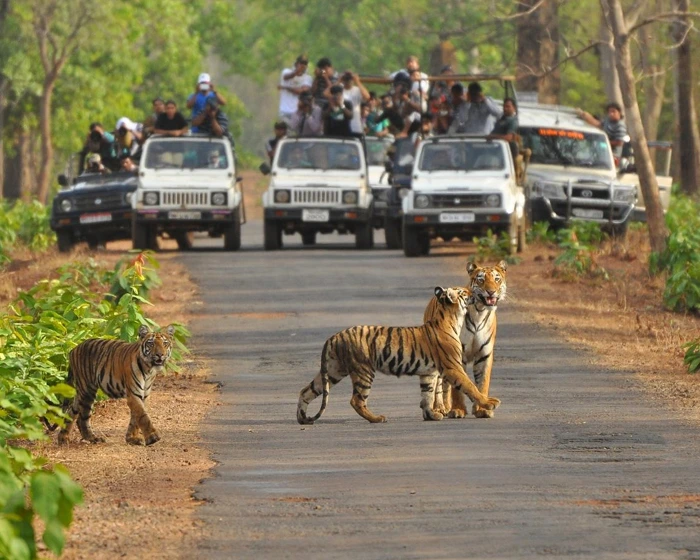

{"left": 672, "top": 0, "right": 700, "bottom": 196}
{"left": 599, "top": 0, "right": 623, "bottom": 106}
{"left": 36, "top": 79, "right": 55, "bottom": 204}
{"left": 607, "top": 0, "right": 668, "bottom": 254}
{"left": 538, "top": 0, "right": 560, "bottom": 104}
{"left": 429, "top": 40, "right": 457, "bottom": 76}
{"left": 18, "top": 129, "right": 32, "bottom": 202}
{"left": 516, "top": 0, "right": 541, "bottom": 97}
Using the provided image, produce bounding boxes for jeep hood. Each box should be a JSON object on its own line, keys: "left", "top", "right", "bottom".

{"left": 412, "top": 175, "right": 511, "bottom": 192}
{"left": 526, "top": 164, "right": 616, "bottom": 185}
{"left": 139, "top": 170, "right": 231, "bottom": 189}
{"left": 271, "top": 170, "right": 364, "bottom": 188}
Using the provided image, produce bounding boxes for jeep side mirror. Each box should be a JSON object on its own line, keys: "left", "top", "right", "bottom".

{"left": 259, "top": 162, "right": 271, "bottom": 175}
{"left": 57, "top": 174, "right": 68, "bottom": 187}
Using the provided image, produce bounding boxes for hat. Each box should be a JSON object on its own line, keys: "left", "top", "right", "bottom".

{"left": 87, "top": 154, "right": 101, "bottom": 164}
{"left": 198, "top": 72, "right": 211, "bottom": 84}
{"left": 116, "top": 117, "right": 136, "bottom": 132}
{"left": 295, "top": 55, "right": 309, "bottom": 65}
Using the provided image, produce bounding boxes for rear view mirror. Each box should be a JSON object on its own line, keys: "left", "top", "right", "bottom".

{"left": 57, "top": 174, "right": 68, "bottom": 187}
{"left": 259, "top": 162, "right": 271, "bottom": 175}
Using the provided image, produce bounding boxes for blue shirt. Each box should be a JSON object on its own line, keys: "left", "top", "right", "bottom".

{"left": 188, "top": 91, "right": 216, "bottom": 132}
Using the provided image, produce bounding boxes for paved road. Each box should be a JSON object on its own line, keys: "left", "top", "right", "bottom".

{"left": 181, "top": 222, "right": 700, "bottom": 559}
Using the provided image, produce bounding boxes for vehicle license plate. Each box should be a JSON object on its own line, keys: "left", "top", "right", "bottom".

{"left": 79, "top": 212, "right": 112, "bottom": 224}
{"left": 302, "top": 209, "right": 330, "bottom": 222}
{"left": 572, "top": 208, "right": 604, "bottom": 219}
{"left": 439, "top": 212, "right": 475, "bottom": 223}
{"left": 168, "top": 211, "right": 201, "bottom": 220}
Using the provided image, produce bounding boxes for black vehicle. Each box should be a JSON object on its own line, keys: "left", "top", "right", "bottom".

{"left": 383, "top": 138, "right": 415, "bottom": 249}
{"left": 50, "top": 172, "right": 138, "bottom": 252}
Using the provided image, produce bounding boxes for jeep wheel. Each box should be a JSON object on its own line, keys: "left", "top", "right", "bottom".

{"left": 132, "top": 218, "right": 156, "bottom": 251}
{"left": 301, "top": 231, "right": 316, "bottom": 246}
{"left": 175, "top": 232, "right": 194, "bottom": 251}
{"left": 224, "top": 208, "right": 242, "bottom": 251}
{"left": 264, "top": 219, "right": 282, "bottom": 251}
{"left": 403, "top": 224, "right": 430, "bottom": 257}
{"left": 355, "top": 220, "right": 374, "bottom": 250}
{"left": 384, "top": 217, "right": 402, "bottom": 249}
{"left": 57, "top": 231, "right": 74, "bottom": 253}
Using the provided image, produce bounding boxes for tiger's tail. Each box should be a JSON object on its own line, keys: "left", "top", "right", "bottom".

{"left": 297, "top": 340, "right": 331, "bottom": 425}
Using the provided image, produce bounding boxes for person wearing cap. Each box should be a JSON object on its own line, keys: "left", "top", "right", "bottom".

{"left": 323, "top": 84, "right": 354, "bottom": 137}
{"left": 191, "top": 97, "right": 232, "bottom": 142}
{"left": 154, "top": 100, "right": 189, "bottom": 137}
{"left": 290, "top": 91, "right": 323, "bottom": 137}
{"left": 448, "top": 81, "right": 502, "bottom": 135}
{"left": 310, "top": 57, "right": 338, "bottom": 111}
{"left": 265, "top": 121, "right": 288, "bottom": 163}
{"left": 279, "top": 55, "right": 313, "bottom": 125}
{"left": 115, "top": 117, "right": 143, "bottom": 159}
{"left": 331, "top": 70, "right": 369, "bottom": 135}
{"left": 207, "top": 149, "right": 226, "bottom": 169}
{"left": 85, "top": 153, "right": 109, "bottom": 174}
{"left": 80, "top": 122, "right": 118, "bottom": 173}
{"left": 187, "top": 72, "right": 226, "bottom": 133}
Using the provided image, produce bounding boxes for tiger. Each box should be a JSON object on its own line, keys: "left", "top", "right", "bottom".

{"left": 296, "top": 286, "right": 501, "bottom": 425}
{"left": 423, "top": 260, "right": 507, "bottom": 420}
{"left": 57, "top": 324, "right": 175, "bottom": 446}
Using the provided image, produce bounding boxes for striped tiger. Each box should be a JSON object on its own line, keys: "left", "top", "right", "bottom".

{"left": 57, "top": 325, "right": 175, "bottom": 446}
{"left": 297, "top": 287, "right": 501, "bottom": 425}
{"left": 424, "top": 260, "right": 507, "bottom": 419}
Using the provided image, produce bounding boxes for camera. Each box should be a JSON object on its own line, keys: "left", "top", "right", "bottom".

{"left": 118, "top": 127, "right": 128, "bottom": 136}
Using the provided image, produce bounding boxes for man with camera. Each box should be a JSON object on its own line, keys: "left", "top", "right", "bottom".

{"left": 310, "top": 57, "right": 338, "bottom": 111}
{"left": 290, "top": 92, "right": 323, "bottom": 137}
{"left": 115, "top": 117, "right": 143, "bottom": 160}
{"left": 191, "top": 97, "right": 232, "bottom": 143}
{"left": 79, "top": 122, "right": 119, "bottom": 173}
{"left": 323, "top": 85, "right": 354, "bottom": 137}
{"left": 337, "top": 71, "right": 370, "bottom": 134}
{"left": 448, "top": 81, "right": 502, "bottom": 135}
{"left": 187, "top": 72, "right": 226, "bottom": 133}
{"left": 279, "top": 55, "right": 313, "bottom": 125}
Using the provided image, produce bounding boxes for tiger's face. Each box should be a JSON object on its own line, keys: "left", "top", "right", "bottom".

{"left": 434, "top": 286, "right": 472, "bottom": 315}
{"left": 467, "top": 260, "right": 507, "bottom": 308}
{"left": 138, "top": 325, "right": 175, "bottom": 368}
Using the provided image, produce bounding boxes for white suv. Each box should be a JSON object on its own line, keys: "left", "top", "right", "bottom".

{"left": 261, "top": 137, "right": 374, "bottom": 250}
{"left": 401, "top": 136, "right": 526, "bottom": 257}
{"left": 132, "top": 134, "right": 243, "bottom": 250}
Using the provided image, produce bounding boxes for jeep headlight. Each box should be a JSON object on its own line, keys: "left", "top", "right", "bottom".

{"left": 398, "top": 188, "right": 410, "bottom": 199}
{"left": 613, "top": 186, "right": 636, "bottom": 203}
{"left": 274, "top": 189, "right": 290, "bottom": 203}
{"left": 414, "top": 194, "right": 430, "bottom": 209}
{"left": 211, "top": 192, "right": 227, "bottom": 206}
{"left": 342, "top": 190, "right": 358, "bottom": 204}
{"left": 123, "top": 192, "right": 132, "bottom": 205}
{"left": 143, "top": 191, "right": 159, "bottom": 206}
{"left": 532, "top": 181, "right": 566, "bottom": 200}
{"left": 485, "top": 194, "right": 501, "bottom": 207}
{"left": 60, "top": 199, "right": 73, "bottom": 212}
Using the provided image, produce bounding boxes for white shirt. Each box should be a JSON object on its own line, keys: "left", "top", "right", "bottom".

{"left": 279, "top": 68, "right": 313, "bottom": 114}
{"left": 343, "top": 85, "right": 364, "bottom": 134}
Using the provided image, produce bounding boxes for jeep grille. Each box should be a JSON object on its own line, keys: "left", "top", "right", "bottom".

{"left": 73, "top": 192, "right": 125, "bottom": 211}
{"left": 292, "top": 189, "right": 340, "bottom": 205}
{"left": 431, "top": 194, "right": 486, "bottom": 208}
{"left": 161, "top": 190, "right": 209, "bottom": 206}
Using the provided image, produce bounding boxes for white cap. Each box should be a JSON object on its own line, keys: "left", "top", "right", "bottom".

{"left": 198, "top": 72, "right": 211, "bottom": 84}
{"left": 116, "top": 117, "right": 137, "bottom": 132}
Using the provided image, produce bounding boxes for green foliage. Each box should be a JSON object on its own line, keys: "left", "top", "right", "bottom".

{"left": 0, "top": 252, "right": 189, "bottom": 559}
{"left": 552, "top": 222, "right": 608, "bottom": 281}
{"left": 526, "top": 221, "right": 557, "bottom": 244}
{"left": 683, "top": 339, "right": 700, "bottom": 374}
{"left": 0, "top": 200, "right": 56, "bottom": 264}
{"left": 472, "top": 229, "right": 519, "bottom": 265}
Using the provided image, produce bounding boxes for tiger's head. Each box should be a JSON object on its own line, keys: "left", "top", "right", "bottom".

{"left": 434, "top": 286, "right": 473, "bottom": 317}
{"left": 139, "top": 324, "right": 175, "bottom": 368}
{"left": 467, "top": 260, "right": 507, "bottom": 308}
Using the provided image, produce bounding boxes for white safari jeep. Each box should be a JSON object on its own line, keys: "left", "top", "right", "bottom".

{"left": 132, "top": 134, "right": 244, "bottom": 250}
{"left": 260, "top": 137, "right": 374, "bottom": 250}
{"left": 402, "top": 136, "right": 526, "bottom": 257}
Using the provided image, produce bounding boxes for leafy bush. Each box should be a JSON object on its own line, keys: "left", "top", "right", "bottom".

{"left": 526, "top": 221, "right": 556, "bottom": 244}
{"left": 0, "top": 201, "right": 56, "bottom": 268}
{"left": 472, "top": 229, "right": 520, "bottom": 264}
{"left": 0, "top": 251, "right": 189, "bottom": 558}
{"left": 552, "top": 226, "right": 608, "bottom": 281}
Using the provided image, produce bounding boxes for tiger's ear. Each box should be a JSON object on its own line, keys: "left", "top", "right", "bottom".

{"left": 138, "top": 325, "right": 150, "bottom": 339}
{"left": 164, "top": 324, "right": 175, "bottom": 337}
{"left": 467, "top": 261, "right": 478, "bottom": 274}
{"left": 434, "top": 286, "right": 445, "bottom": 299}
{"left": 497, "top": 260, "right": 508, "bottom": 272}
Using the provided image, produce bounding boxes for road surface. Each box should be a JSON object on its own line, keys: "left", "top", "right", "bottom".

{"left": 180, "top": 222, "right": 700, "bottom": 559}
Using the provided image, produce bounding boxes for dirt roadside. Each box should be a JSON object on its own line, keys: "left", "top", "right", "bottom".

{"left": 2, "top": 177, "right": 697, "bottom": 557}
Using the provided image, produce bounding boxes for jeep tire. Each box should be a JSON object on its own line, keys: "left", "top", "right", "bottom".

{"left": 301, "top": 231, "right": 316, "bottom": 246}
{"left": 175, "top": 232, "right": 194, "bottom": 251}
{"left": 403, "top": 224, "right": 430, "bottom": 257}
{"left": 224, "top": 208, "right": 242, "bottom": 251}
{"left": 132, "top": 218, "right": 156, "bottom": 251}
{"left": 264, "top": 218, "right": 282, "bottom": 251}
{"left": 355, "top": 220, "right": 374, "bottom": 250}
{"left": 384, "top": 216, "right": 402, "bottom": 249}
{"left": 57, "top": 231, "right": 74, "bottom": 253}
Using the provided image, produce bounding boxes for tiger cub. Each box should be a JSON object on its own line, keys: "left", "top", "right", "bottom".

{"left": 58, "top": 325, "right": 175, "bottom": 446}
{"left": 297, "top": 287, "right": 501, "bottom": 425}
{"left": 423, "top": 260, "right": 507, "bottom": 419}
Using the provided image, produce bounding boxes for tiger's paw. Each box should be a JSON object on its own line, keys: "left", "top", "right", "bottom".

{"left": 145, "top": 432, "right": 161, "bottom": 446}
{"left": 422, "top": 409, "right": 444, "bottom": 421}
{"left": 479, "top": 397, "right": 501, "bottom": 411}
{"left": 368, "top": 415, "right": 387, "bottom": 423}
{"left": 297, "top": 411, "right": 315, "bottom": 425}
{"left": 472, "top": 404, "right": 495, "bottom": 418}
{"left": 447, "top": 409, "right": 467, "bottom": 419}
{"left": 85, "top": 435, "right": 106, "bottom": 444}
{"left": 126, "top": 436, "right": 145, "bottom": 446}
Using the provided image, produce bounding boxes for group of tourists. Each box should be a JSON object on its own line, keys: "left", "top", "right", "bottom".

{"left": 79, "top": 72, "right": 232, "bottom": 175}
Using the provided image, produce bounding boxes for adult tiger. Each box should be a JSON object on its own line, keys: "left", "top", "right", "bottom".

{"left": 297, "top": 287, "right": 501, "bottom": 425}
{"left": 424, "top": 260, "right": 507, "bottom": 419}
{"left": 57, "top": 324, "right": 175, "bottom": 446}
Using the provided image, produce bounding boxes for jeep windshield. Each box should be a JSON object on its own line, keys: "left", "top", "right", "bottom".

{"left": 418, "top": 142, "right": 506, "bottom": 172}
{"left": 277, "top": 140, "right": 361, "bottom": 171}
{"left": 520, "top": 127, "right": 613, "bottom": 170}
{"left": 143, "top": 139, "right": 229, "bottom": 170}
{"left": 365, "top": 138, "right": 392, "bottom": 166}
